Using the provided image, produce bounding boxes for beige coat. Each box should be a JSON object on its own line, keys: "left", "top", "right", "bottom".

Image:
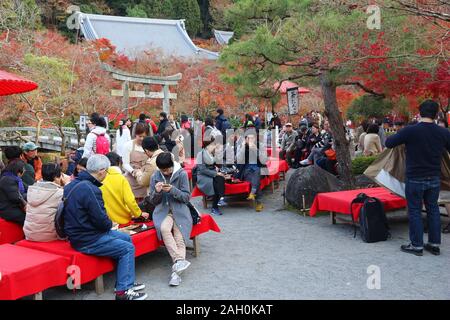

{"left": 364, "top": 133, "right": 383, "bottom": 156}
{"left": 133, "top": 149, "right": 164, "bottom": 191}
{"left": 24, "top": 181, "right": 63, "bottom": 242}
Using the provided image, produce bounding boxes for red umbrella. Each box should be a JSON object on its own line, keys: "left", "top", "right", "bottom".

{"left": 0, "top": 70, "right": 38, "bottom": 96}
{"left": 273, "top": 81, "right": 310, "bottom": 94}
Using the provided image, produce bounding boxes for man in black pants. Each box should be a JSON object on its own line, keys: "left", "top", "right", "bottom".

{"left": 386, "top": 100, "right": 450, "bottom": 256}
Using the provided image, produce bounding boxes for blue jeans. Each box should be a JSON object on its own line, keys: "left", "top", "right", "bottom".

{"left": 405, "top": 177, "right": 441, "bottom": 248}
{"left": 77, "top": 230, "right": 135, "bottom": 292}
{"left": 242, "top": 166, "right": 262, "bottom": 200}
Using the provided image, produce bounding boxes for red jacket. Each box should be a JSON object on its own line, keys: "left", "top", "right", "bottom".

{"left": 145, "top": 119, "right": 158, "bottom": 134}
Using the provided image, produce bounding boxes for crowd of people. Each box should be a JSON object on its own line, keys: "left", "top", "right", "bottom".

{"left": 0, "top": 108, "right": 275, "bottom": 300}
{"left": 0, "top": 101, "right": 449, "bottom": 298}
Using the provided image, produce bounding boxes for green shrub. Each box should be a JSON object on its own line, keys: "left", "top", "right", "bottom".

{"left": 352, "top": 156, "right": 377, "bottom": 175}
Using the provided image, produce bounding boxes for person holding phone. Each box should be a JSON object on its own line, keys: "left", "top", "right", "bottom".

{"left": 236, "top": 129, "right": 267, "bottom": 212}
{"left": 148, "top": 152, "right": 192, "bottom": 287}
{"left": 195, "top": 135, "right": 227, "bottom": 216}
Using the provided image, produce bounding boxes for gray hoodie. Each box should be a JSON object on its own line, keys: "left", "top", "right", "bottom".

{"left": 148, "top": 162, "right": 192, "bottom": 242}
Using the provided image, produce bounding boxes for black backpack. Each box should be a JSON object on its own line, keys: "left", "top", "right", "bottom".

{"left": 350, "top": 193, "right": 390, "bottom": 243}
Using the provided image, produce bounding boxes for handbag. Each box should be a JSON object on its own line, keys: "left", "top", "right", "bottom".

{"left": 187, "top": 202, "right": 201, "bottom": 225}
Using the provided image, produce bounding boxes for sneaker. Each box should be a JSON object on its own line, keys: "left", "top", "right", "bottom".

{"left": 132, "top": 283, "right": 146, "bottom": 291}
{"left": 217, "top": 197, "right": 227, "bottom": 207}
{"left": 247, "top": 193, "right": 256, "bottom": 201}
{"left": 424, "top": 243, "right": 440, "bottom": 256}
{"left": 169, "top": 272, "right": 181, "bottom": 286}
{"left": 400, "top": 243, "right": 423, "bottom": 256}
{"left": 211, "top": 208, "right": 223, "bottom": 216}
{"left": 115, "top": 282, "right": 146, "bottom": 292}
{"left": 172, "top": 259, "right": 191, "bottom": 275}
{"left": 255, "top": 202, "right": 264, "bottom": 212}
{"left": 115, "top": 289, "right": 148, "bottom": 300}
{"left": 300, "top": 159, "right": 312, "bottom": 166}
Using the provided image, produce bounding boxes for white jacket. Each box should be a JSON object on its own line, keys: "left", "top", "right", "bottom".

{"left": 82, "top": 126, "right": 111, "bottom": 159}
{"left": 24, "top": 181, "right": 63, "bottom": 242}
{"left": 115, "top": 126, "right": 132, "bottom": 159}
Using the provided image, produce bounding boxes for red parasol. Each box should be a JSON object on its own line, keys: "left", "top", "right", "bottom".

{"left": 273, "top": 81, "right": 310, "bottom": 94}
{"left": 0, "top": 70, "right": 38, "bottom": 96}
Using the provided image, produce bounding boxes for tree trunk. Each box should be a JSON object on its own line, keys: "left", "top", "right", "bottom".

{"left": 71, "top": 113, "right": 82, "bottom": 147}
{"left": 57, "top": 126, "right": 66, "bottom": 156}
{"left": 35, "top": 118, "right": 43, "bottom": 145}
{"left": 320, "top": 72, "right": 355, "bottom": 189}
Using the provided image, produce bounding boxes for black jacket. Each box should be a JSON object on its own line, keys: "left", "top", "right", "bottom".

{"left": 0, "top": 175, "right": 26, "bottom": 225}
{"left": 157, "top": 118, "right": 170, "bottom": 135}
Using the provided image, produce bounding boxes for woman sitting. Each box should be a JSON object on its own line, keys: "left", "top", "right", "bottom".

{"left": 23, "top": 163, "right": 64, "bottom": 242}
{"left": 196, "top": 136, "right": 227, "bottom": 216}
{"left": 0, "top": 160, "right": 27, "bottom": 225}
{"left": 363, "top": 124, "right": 383, "bottom": 156}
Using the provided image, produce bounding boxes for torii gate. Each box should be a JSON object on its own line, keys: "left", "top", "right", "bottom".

{"left": 102, "top": 64, "right": 182, "bottom": 116}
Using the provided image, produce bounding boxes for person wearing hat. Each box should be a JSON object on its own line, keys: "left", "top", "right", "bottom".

{"left": 280, "top": 123, "right": 298, "bottom": 167}
{"left": 21, "top": 142, "right": 43, "bottom": 181}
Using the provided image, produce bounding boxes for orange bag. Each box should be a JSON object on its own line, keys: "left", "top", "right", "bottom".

{"left": 324, "top": 149, "right": 337, "bottom": 161}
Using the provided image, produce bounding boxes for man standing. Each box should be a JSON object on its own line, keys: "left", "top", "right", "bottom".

{"left": 21, "top": 142, "right": 42, "bottom": 181}
{"left": 386, "top": 100, "right": 450, "bottom": 256}
{"left": 215, "top": 108, "right": 231, "bottom": 136}
{"left": 64, "top": 154, "right": 147, "bottom": 300}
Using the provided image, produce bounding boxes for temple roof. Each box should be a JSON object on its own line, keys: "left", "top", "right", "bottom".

{"left": 76, "top": 12, "right": 219, "bottom": 60}
{"left": 213, "top": 29, "right": 234, "bottom": 45}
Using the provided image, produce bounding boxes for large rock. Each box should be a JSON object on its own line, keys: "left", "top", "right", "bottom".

{"left": 286, "top": 165, "right": 343, "bottom": 210}
{"left": 355, "top": 174, "right": 377, "bottom": 189}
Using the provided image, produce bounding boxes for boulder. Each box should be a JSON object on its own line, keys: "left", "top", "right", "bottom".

{"left": 286, "top": 165, "right": 343, "bottom": 210}
{"left": 355, "top": 175, "right": 377, "bottom": 189}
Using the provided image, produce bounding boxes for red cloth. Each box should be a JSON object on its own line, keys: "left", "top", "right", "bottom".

{"left": 183, "top": 158, "right": 196, "bottom": 171}
{"left": 191, "top": 214, "right": 221, "bottom": 238}
{"left": 185, "top": 168, "right": 192, "bottom": 180}
{"left": 0, "top": 244, "right": 69, "bottom": 300}
{"left": 127, "top": 214, "right": 221, "bottom": 257}
{"left": 309, "top": 187, "right": 407, "bottom": 220}
{"left": 15, "top": 240, "right": 115, "bottom": 284}
{"left": 0, "top": 218, "right": 25, "bottom": 245}
{"left": 266, "top": 147, "right": 281, "bottom": 157}
{"left": 191, "top": 182, "right": 252, "bottom": 197}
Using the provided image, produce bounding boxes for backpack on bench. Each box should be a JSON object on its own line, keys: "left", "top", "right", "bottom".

{"left": 350, "top": 193, "right": 390, "bottom": 243}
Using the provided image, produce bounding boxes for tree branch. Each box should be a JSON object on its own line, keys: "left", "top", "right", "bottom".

{"left": 342, "top": 81, "right": 386, "bottom": 98}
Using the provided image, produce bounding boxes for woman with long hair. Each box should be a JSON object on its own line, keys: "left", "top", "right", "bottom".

{"left": 115, "top": 118, "right": 132, "bottom": 158}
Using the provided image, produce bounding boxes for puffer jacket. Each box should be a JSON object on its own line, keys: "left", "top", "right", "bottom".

{"left": 23, "top": 181, "right": 63, "bottom": 242}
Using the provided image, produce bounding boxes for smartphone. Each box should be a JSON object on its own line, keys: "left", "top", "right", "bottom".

{"left": 162, "top": 183, "right": 171, "bottom": 187}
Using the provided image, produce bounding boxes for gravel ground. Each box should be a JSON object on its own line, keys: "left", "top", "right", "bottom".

{"left": 42, "top": 170, "right": 450, "bottom": 300}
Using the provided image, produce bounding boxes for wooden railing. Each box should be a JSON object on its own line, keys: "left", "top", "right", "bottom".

{"left": 0, "top": 127, "right": 116, "bottom": 152}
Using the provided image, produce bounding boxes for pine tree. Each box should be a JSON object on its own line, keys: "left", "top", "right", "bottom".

{"left": 172, "top": 0, "right": 203, "bottom": 37}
